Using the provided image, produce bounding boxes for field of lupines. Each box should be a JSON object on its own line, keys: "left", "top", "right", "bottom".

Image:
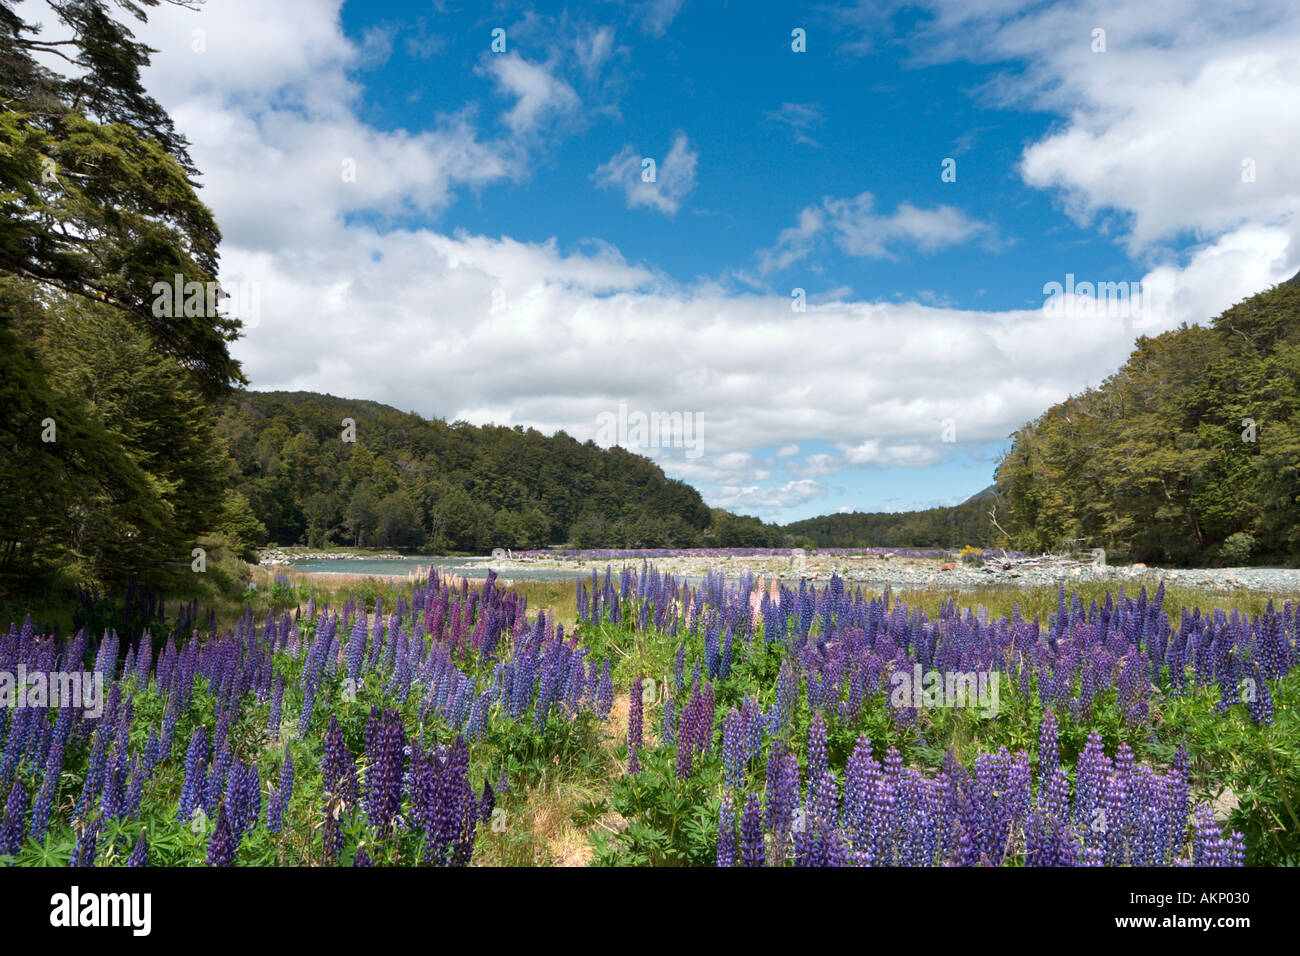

{"left": 510, "top": 546, "right": 1021, "bottom": 560}
{"left": 0, "top": 565, "right": 1295, "bottom": 866}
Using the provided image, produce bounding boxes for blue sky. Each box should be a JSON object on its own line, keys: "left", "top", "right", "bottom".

{"left": 105, "top": 0, "right": 1300, "bottom": 522}
{"left": 341, "top": 0, "right": 1119, "bottom": 311}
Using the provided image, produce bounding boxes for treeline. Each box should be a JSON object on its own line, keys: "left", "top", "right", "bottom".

{"left": 781, "top": 277, "right": 1300, "bottom": 566}
{"left": 994, "top": 276, "right": 1300, "bottom": 565}
{"left": 783, "top": 493, "right": 1001, "bottom": 551}
{"left": 218, "top": 391, "right": 720, "bottom": 552}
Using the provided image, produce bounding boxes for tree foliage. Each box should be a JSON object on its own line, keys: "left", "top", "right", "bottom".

{"left": 216, "top": 391, "right": 718, "bottom": 551}
{"left": 995, "top": 277, "right": 1300, "bottom": 564}
{"left": 0, "top": 0, "right": 242, "bottom": 595}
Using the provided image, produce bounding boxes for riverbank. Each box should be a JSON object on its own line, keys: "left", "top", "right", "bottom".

{"left": 486, "top": 550, "right": 1300, "bottom": 594}
{"left": 263, "top": 544, "right": 1300, "bottom": 598}
{"left": 258, "top": 546, "right": 405, "bottom": 566}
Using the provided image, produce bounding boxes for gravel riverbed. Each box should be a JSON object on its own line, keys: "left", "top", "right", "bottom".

{"left": 487, "top": 552, "right": 1300, "bottom": 594}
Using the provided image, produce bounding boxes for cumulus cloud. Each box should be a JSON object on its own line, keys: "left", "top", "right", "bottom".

{"left": 108, "top": 0, "right": 1300, "bottom": 524}
{"left": 786, "top": 453, "right": 846, "bottom": 478}
{"left": 759, "top": 192, "right": 994, "bottom": 272}
{"left": 907, "top": 0, "right": 1300, "bottom": 258}
{"left": 710, "top": 481, "right": 828, "bottom": 514}
{"left": 592, "top": 133, "right": 698, "bottom": 215}
{"left": 479, "top": 52, "right": 581, "bottom": 138}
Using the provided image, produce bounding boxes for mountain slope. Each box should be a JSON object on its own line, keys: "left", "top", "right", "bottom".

{"left": 995, "top": 276, "right": 1300, "bottom": 564}
{"left": 217, "top": 391, "right": 713, "bottom": 551}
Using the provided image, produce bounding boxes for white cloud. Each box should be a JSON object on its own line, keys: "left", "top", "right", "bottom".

{"left": 575, "top": 26, "right": 617, "bottom": 79}
{"left": 479, "top": 52, "right": 581, "bottom": 138}
{"left": 910, "top": 0, "right": 1300, "bottom": 259}
{"left": 759, "top": 192, "right": 994, "bottom": 272}
{"left": 710, "top": 481, "right": 828, "bottom": 515}
{"left": 593, "top": 133, "right": 698, "bottom": 215}
{"left": 105, "top": 0, "right": 1300, "bottom": 527}
{"left": 638, "top": 0, "right": 685, "bottom": 38}
{"left": 786, "top": 453, "right": 846, "bottom": 478}
{"left": 668, "top": 452, "right": 771, "bottom": 487}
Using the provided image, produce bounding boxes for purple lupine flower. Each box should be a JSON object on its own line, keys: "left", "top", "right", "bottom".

{"left": 769, "top": 660, "right": 797, "bottom": 736}
{"left": 1073, "top": 731, "right": 1111, "bottom": 842}
{"left": 70, "top": 816, "right": 99, "bottom": 868}
{"left": 674, "top": 684, "right": 703, "bottom": 779}
{"left": 867, "top": 772, "right": 899, "bottom": 866}
{"left": 843, "top": 736, "right": 880, "bottom": 857}
{"left": 322, "top": 715, "right": 358, "bottom": 802}
{"left": 1102, "top": 771, "right": 1128, "bottom": 866}
{"left": 226, "top": 760, "right": 261, "bottom": 841}
{"left": 363, "top": 708, "right": 406, "bottom": 837}
{"left": 177, "top": 727, "right": 207, "bottom": 823}
{"left": 126, "top": 830, "right": 148, "bottom": 867}
{"left": 143, "top": 728, "right": 162, "bottom": 780}
{"left": 596, "top": 661, "right": 614, "bottom": 719}
{"left": 765, "top": 746, "right": 799, "bottom": 863}
{"left": 322, "top": 716, "right": 357, "bottom": 865}
{"left": 267, "top": 747, "right": 294, "bottom": 834}
{"left": 353, "top": 847, "right": 374, "bottom": 866}
{"left": 30, "top": 739, "right": 63, "bottom": 846}
{"left": 206, "top": 806, "right": 237, "bottom": 867}
{"left": 721, "top": 709, "right": 745, "bottom": 790}
{"left": 807, "top": 711, "right": 829, "bottom": 795}
{"left": 628, "top": 678, "right": 644, "bottom": 774}
{"left": 1, "top": 779, "right": 26, "bottom": 857}
{"left": 740, "top": 793, "right": 765, "bottom": 867}
{"left": 442, "top": 736, "right": 479, "bottom": 867}
{"left": 716, "top": 791, "right": 736, "bottom": 867}
{"left": 124, "top": 755, "right": 145, "bottom": 819}
{"left": 73, "top": 723, "right": 109, "bottom": 820}
{"left": 269, "top": 673, "right": 284, "bottom": 740}
{"left": 796, "top": 770, "right": 841, "bottom": 868}
{"left": 99, "top": 759, "right": 127, "bottom": 822}
{"left": 203, "top": 735, "right": 232, "bottom": 817}
{"left": 408, "top": 745, "right": 439, "bottom": 851}
{"left": 1244, "top": 661, "right": 1274, "bottom": 724}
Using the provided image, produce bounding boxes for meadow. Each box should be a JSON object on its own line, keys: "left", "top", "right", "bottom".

{"left": 0, "top": 563, "right": 1295, "bottom": 867}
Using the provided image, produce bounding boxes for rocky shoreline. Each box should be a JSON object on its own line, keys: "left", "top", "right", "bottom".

{"left": 487, "top": 551, "right": 1300, "bottom": 593}
{"left": 259, "top": 546, "right": 1300, "bottom": 594}
{"left": 257, "top": 547, "right": 404, "bottom": 567}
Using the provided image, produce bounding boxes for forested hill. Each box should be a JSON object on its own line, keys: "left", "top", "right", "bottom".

{"left": 216, "top": 391, "right": 715, "bottom": 551}
{"left": 782, "top": 492, "right": 1002, "bottom": 550}
{"left": 784, "top": 275, "right": 1300, "bottom": 564}
{"left": 994, "top": 274, "right": 1300, "bottom": 565}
